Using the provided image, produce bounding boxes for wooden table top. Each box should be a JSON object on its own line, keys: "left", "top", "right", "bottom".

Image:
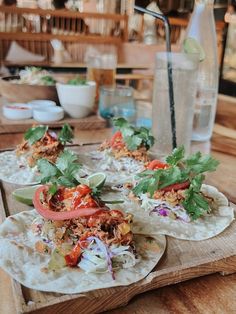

{"left": 0, "top": 94, "right": 235, "bottom": 314}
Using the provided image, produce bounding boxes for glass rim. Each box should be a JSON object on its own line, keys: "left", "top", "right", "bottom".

{"left": 100, "top": 84, "right": 134, "bottom": 96}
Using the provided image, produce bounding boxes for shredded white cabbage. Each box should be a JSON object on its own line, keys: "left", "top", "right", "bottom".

{"left": 139, "top": 194, "right": 191, "bottom": 222}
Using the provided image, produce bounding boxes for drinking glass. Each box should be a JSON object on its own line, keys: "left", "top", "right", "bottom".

{"left": 87, "top": 53, "right": 117, "bottom": 104}
{"left": 152, "top": 52, "right": 199, "bottom": 157}
{"left": 99, "top": 85, "right": 136, "bottom": 125}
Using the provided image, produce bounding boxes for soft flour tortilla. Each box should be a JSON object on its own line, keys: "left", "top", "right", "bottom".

{"left": 0, "top": 151, "right": 39, "bottom": 185}
{"left": 110, "top": 184, "right": 235, "bottom": 241}
{"left": 0, "top": 210, "right": 166, "bottom": 294}
{"left": 77, "top": 151, "right": 144, "bottom": 185}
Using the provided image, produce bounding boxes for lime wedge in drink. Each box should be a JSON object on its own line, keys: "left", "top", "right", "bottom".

{"left": 183, "top": 37, "right": 206, "bottom": 62}
{"left": 79, "top": 173, "right": 106, "bottom": 189}
{"left": 12, "top": 185, "right": 42, "bottom": 205}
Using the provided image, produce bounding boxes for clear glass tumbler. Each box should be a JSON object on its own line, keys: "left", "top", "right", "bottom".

{"left": 87, "top": 53, "right": 117, "bottom": 104}
{"left": 152, "top": 52, "right": 199, "bottom": 157}
{"left": 99, "top": 85, "right": 136, "bottom": 125}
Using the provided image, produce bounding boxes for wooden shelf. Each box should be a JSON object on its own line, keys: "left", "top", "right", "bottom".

{"left": 0, "top": 31, "right": 122, "bottom": 44}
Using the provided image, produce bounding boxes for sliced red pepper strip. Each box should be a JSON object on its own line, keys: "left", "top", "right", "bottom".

{"left": 65, "top": 243, "right": 82, "bottom": 267}
{"left": 147, "top": 160, "right": 168, "bottom": 170}
{"left": 160, "top": 181, "right": 190, "bottom": 192}
{"left": 33, "top": 186, "right": 107, "bottom": 221}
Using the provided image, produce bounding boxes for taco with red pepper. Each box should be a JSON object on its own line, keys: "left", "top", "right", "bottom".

{"left": 79, "top": 118, "right": 154, "bottom": 185}
{"left": 0, "top": 183, "right": 165, "bottom": 294}
{"left": 121, "top": 146, "right": 234, "bottom": 240}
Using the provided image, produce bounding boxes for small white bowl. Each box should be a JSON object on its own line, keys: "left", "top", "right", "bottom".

{"left": 3, "top": 103, "right": 32, "bottom": 120}
{"left": 28, "top": 99, "right": 56, "bottom": 109}
{"left": 56, "top": 81, "right": 96, "bottom": 118}
{"left": 33, "top": 106, "right": 64, "bottom": 122}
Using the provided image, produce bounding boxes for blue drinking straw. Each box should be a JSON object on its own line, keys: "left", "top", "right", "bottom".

{"left": 134, "top": 5, "right": 177, "bottom": 150}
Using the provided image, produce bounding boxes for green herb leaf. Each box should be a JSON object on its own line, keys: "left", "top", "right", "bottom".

{"left": 185, "top": 153, "right": 219, "bottom": 175}
{"left": 56, "top": 150, "right": 78, "bottom": 172}
{"left": 58, "top": 124, "right": 73, "bottom": 145}
{"left": 133, "top": 166, "right": 185, "bottom": 197}
{"left": 67, "top": 76, "right": 87, "bottom": 85}
{"left": 49, "top": 183, "right": 58, "bottom": 195}
{"left": 112, "top": 117, "right": 154, "bottom": 151}
{"left": 182, "top": 174, "right": 209, "bottom": 220}
{"left": 166, "top": 146, "right": 185, "bottom": 166}
{"left": 57, "top": 176, "right": 76, "bottom": 187}
{"left": 37, "top": 150, "right": 81, "bottom": 189}
{"left": 40, "top": 75, "right": 56, "bottom": 86}
{"left": 37, "top": 159, "right": 61, "bottom": 183}
{"left": 113, "top": 117, "right": 130, "bottom": 129}
{"left": 125, "top": 135, "right": 142, "bottom": 151}
{"left": 157, "top": 166, "right": 185, "bottom": 190}
{"left": 133, "top": 177, "right": 151, "bottom": 196}
{"left": 24, "top": 125, "right": 48, "bottom": 145}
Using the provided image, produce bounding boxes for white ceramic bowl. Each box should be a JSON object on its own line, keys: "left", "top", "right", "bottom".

{"left": 56, "top": 81, "right": 96, "bottom": 118}
{"left": 33, "top": 106, "right": 64, "bottom": 122}
{"left": 3, "top": 103, "right": 32, "bottom": 120}
{"left": 27, "top": 99, "right": 56, "bottom": 109}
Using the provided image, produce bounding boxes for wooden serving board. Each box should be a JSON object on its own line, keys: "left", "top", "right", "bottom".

{"left": 0, "top": 145, "right": 236, "bottom": 314}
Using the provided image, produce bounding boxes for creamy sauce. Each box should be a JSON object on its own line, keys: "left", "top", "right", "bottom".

{"left": 0, "top": 151, "right": 39, "bottom": 185}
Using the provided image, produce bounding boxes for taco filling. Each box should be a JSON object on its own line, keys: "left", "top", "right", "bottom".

{"left": 131, "top": 146, "right": 220, "bottom": 222}
{"left": 16, "top": 124, "right": 73, "bottom": 167}
{"left": 79, "top": 118, "right": 155, "bottom": 185}
{"left": 32, "top": 184, "right": 138, "bottom": 279}
{"left": 0, "top": 124, "right": 74, "bottom": 185}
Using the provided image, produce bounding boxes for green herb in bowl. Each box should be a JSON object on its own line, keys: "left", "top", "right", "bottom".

{"left": 67, "top": 76, "right": 87, "bottom": 86}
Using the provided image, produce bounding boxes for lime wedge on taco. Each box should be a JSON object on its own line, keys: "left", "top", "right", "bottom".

{"left": 183, "top": 37, "right": 206, "bottom": 62}
{"left": 12, "top": 185, "right": 42, "bottom": 205}
{"left": 79, "top": 172, "right": 106, "bottom": 189}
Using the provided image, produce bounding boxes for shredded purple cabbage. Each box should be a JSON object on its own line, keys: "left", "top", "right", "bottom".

{"left": 150, "top": 204, "right": 170, "bottom": 217}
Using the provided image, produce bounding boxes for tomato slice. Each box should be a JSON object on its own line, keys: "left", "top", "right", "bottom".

{"left": 75, "top": 184, "right": 92, "bottom": 196}
{"left": 33, "top": 186, "right": 107, "bottom": 221}
{"left": 160, "top": 181, "right": 190, "bottom": 192}
{"left": 110, "top": 131, "right": 124, "bottom": 149}
{"left": 65, "top": 243, "right": 82, "bottom": 267}
{"left": 147, "top": 160, "right": 168, "bottom": 170}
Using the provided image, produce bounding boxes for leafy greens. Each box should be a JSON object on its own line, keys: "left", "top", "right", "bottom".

{"left": 113, "top": 117, "right": 154, "bottom": 151}
{"left": 24, "top": 125, "right": 48, "bottom": 145}
{"left": 133, "top": 146, "right": 219, "bottom": 220}
{"left": 37, "top": 150, "right": 81, "bottom": 194}
{"left": 24, "top": 124, "right": 73, "bottom": 146}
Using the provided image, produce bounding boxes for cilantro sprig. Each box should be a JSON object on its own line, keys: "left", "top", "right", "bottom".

{"left": 58, "top": 123, "right": 73, "bottom": 145}
{"left": 113, "top": 118, "right": 154, "bottom": 151}
{"left": 37, "top": 150, "right": 81, "bottom": 194}
{"left": 40, "top": 75, "right": 56, "bottom": 86}
{"left": 24, "top": 125, "right": 48, "bottom": 145}
{"left": 67, "top": 75, "right": 87, "bottom": 85}
{"left": 24, "top": 124, "right": 73, "bottom": 146}
{"left": 182, "top": 174, "right": 209, "bottom": 220}
{"left": 133, "top": 146, "right": 219, "bottom": 220}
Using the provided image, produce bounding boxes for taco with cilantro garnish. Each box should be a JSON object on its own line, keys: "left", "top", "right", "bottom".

{"left": 121, "top": 146, "right": 234, "bottom": 241}
{"left": 0, "top": 124, "right": 73, "bottom": 185}
{"left": 78, "top": 118, "right": 154, "bottom": 184}
{"left": 0, "top": 181, "right": 166, "bottom": 294}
